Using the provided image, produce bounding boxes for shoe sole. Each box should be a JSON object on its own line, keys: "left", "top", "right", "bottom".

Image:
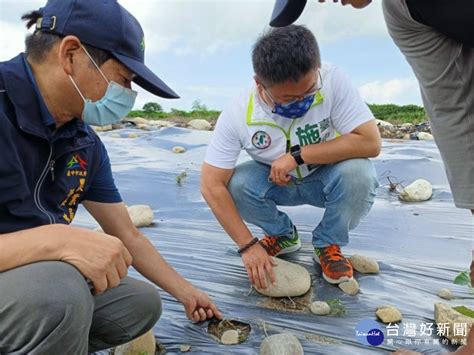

{"left": 313, "top": 254, "right": 354, "bottom": 285}
{"left": 275, "top": 238, "right": 302, "bottom": 256}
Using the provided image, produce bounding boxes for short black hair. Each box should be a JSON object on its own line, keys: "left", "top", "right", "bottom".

{"left": 252, "top": 25, "right": 321, "bottom": 87}
{"left": 21, "top": 10, "right": 111, "bottom": 66}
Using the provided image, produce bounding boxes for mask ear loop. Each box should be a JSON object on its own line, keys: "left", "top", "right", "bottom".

{"left": 68, "top": 75, "right": 86, "bottom": 101}
{"left": 81, "top": 45, "right": 110, "bottom": 84}
{"left": 261, "top": 86, "right": 278, "bottom": 113}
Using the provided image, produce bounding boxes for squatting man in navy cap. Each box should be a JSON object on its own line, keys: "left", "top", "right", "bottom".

{"left": 270, "top": 1, "right": 474, "bottom": 354}
{"left": 0, "top": 0, "right": 221, "bottom": 353}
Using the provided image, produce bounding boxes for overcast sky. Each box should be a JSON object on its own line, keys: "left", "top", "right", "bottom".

{"left": 0, "top": 0, "right": 423, "bottom": 111}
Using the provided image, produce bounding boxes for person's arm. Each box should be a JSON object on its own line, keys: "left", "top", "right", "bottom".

{"left": 82, "top": 200, "right": 222, "bottom": 322}
{"left": 0, "top": 225, "right": 68, "bottom": 272}
{"left": 0, "top": 224, "right": 132, "bottom": 294}
{"left": 301, "top": 119, "right": 381, "bottom": 163}
{"left": 270, "top": 120, "right": 380, "bottom": 185}
{"left": 200, "top": 163, "right": 276, "bottom": 290}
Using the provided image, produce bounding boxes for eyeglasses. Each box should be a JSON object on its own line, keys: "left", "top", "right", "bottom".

{"left": 264, "top": 70, "right": 323, "bottom": 106}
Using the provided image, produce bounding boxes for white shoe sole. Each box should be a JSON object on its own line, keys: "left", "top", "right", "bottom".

{"left": 313, "top": 253, "right": 354, "bottom": 285}
{"left": 275, "top": 238, "right": 302, "bottom": 256}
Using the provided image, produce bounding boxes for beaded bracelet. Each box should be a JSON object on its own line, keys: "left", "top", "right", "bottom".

{"left": 237, "top": 237, "right": 259, "bottom": 255}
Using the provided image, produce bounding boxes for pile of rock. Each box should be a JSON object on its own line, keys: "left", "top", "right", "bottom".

{"left": 92, "top": 117, "right": 214, "bottom": 133}
{"left": 376, "top": 119, "right": 433, "bottom": 140}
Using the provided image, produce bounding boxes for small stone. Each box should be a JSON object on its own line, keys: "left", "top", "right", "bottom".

{"left": 310, "top": 301, "right": 331, "bottom": 315}
{"left": 403, "top": 133, "right": 411, "bottom": 140}
{"left": 94, "top": 205, "right": 154, "bottom": 232}
{"left": 260, "top": 333, "right": 303, "bottom": 355}
{"left": 221, "top": 330, "right": 239, "bottom": 345}
{"left": 399, "top": 179, "right": 433, "bottom": 202}
{"left": 417, "top": 132, "right": 434, "bottom": 140}
{"left": 136, "top": 123, "right": 151, "bottom": 130}
{"left": 255, "top": 257, "right": 311, "bottom": 298}
{"left": 376, "top": 305, "right": 403, "bottom": 323}
{"left": 437, "top": 288, "right": 454, "bottom": 300}
{"left": 338, "top": 279, "right": 359, "bottom": 295}
{"left": 188, "top": 119, "right": 212, "bottom": 131}
{"left": 180, "top": 344, "right": 191, "bottom": 352}
{"left": 128, "top": 133, "right": 139, "bottom": 138}
{"left": 127, "top": 205, "right": 154, "bottom": 227}
{"left": 173, "top": 146, "right": 186, "bottom": 153}
{"left": 350, "top": 255, "right": 379, "bottom": 274}
{"left": 114, "top": 330, "right": 156, "bottom": 355}
{"left": 92, "top": 124, "right": 113, "bottom": 132}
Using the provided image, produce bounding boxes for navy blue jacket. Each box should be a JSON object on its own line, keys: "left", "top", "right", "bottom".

{"left": 0, "top": 54, "right": 122, "bottom": 234}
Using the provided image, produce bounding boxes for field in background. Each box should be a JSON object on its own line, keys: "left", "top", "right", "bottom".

{"left": 128, "top": 100, "right": 428, "bottom": 125}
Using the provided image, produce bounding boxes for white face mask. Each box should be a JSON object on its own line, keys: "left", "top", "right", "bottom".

{"left": 69, "top": 46, "right": 138, "bottom": 126}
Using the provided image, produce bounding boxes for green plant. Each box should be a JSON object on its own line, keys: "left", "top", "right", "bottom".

{"left": 327, "top": 299, "right": 346, "bottom": 316}
{"left": 176, "top": 171, "right": 188, "bottom": 185}
{"left": 453, "top": 306, "right": 474, "bottom": 318}
{"left": 454, "top": 271, "right": 473, "bottom": 288}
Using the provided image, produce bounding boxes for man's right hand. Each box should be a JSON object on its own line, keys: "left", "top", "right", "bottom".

{"left": 60, "top": 227, "right": 133, "bottom": 295}
{"left": 241, "top": 243, "right": 277, "bottom": 289}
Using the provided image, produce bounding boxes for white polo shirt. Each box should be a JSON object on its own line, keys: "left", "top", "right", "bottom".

{"left": 204, "top": 62, "right": 374, "bottom": 179}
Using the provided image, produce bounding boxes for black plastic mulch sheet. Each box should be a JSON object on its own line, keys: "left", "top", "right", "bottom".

{"left": 76, "top": 127, "right": 473, "bottom": 354}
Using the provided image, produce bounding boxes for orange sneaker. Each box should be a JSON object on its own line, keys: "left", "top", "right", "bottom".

{"left": 259, "top": 228, "right": 301, "bottom": 257}
{"left": 314, "top": 244, "right": 353, "bottom": 284}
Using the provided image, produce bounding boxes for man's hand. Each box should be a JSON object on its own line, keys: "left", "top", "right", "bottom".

{"left": 180, "top": 287, "right": 223, "bottom": 322}
{"left": 270, "top": 154, "right": 297, "bottom": 186}
{"left": 60, "top": 228, "right": 133, "bottom": 295}
{"left": 241, "top": 243, "right": 277, "bottom": 289}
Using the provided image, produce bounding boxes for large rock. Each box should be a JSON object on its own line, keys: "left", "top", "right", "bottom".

{"left": 399, "top": 179, "right": 433, "bottom": 202}
{"left": 375, "top": 119, "right": 394, "bottom": 128}
{"left": 255, "top": 257, "right": 311, "bottom": 298}
{"left": 188, "top": 119, "right": 212, "bottom": 131}
{"left": 148, "top": 120, "right": 175, "bottom": 128}
{"left": 376, "top": 305, "right": 403, "bottom": 324}
{"left": 435, "top": 303, "right": 473, "bottom": 343}
{"left": 125, "top": 117, "right": 150, "bottom": 125}
{"left": 417, "top": 132, "right": 434, "bottom": 140}
{"left": 114, "top": 330, "right": 156, "bottom": 355}
{"left": 260, "top": 333, "right": 303, "bottom": 355}
{"left": 350, "top": 255, "right": 379, "bottom": 274}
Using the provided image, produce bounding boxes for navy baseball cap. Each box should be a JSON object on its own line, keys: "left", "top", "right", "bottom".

{"left": 270, "top": 0, "right": 308, "bottom": 27}
{"left": 35, "top": 0, "right": 179, "bottom": 99}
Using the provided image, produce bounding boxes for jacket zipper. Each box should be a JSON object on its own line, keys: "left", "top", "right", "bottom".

{"left": 33, "top": 144, "right": 56, "bottom": 224}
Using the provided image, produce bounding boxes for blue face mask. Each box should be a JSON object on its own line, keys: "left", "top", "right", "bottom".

{"left": 272, "top": 94, "right": 315, "bottom": 119}
{"left": 69, "top": 47, "right": 138, "bottom": 126}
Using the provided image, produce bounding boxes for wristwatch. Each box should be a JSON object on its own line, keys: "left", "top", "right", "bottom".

{"left": 290, "top": 144, "right": 305, "bottom": 165}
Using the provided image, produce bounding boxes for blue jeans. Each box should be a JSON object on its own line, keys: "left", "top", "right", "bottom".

{"left": 228, "top": 158, "right": 378, "bottom": 248}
